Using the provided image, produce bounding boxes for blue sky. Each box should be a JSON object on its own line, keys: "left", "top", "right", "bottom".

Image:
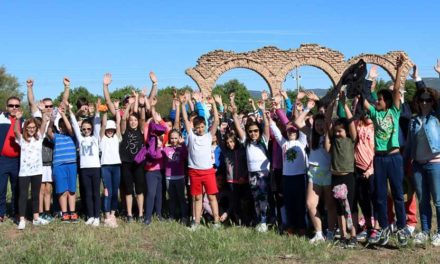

{"left": 1, "top": 0, "right": 439, "bottom": 99}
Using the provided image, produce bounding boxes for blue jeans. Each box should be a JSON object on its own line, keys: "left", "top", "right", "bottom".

{"left": 0, "top": 156, "right": 19, "bottom": 217}
{"left": 413, "top": 162, "right": 440, "bottom": 233}
{"left": 101, "top": 165, "right": 121, "bottom": 213}
{"left": 374, "top": 153, "right": 406, "bottom": 229}
{"left": 145, "top": 170, "right": 163, "bottom": 221}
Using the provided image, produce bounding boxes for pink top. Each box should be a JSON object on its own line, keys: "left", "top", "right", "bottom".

{"left": 354, "top": 120, "right": 375, "bottom": 175}
{"left": 163, "top": 145, "right": 187, "bottom": 177}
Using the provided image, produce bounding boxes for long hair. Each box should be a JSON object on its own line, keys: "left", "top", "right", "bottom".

{"left": 411, "top": 87, "right": 439, "bottom": 115}
{"left": 244, "top": 120, "right": 262, "bottom": 144}
{"left": 311, "top": 113, "right": 325, "bottom": 150}
{"left": 23, "top": 118, "right": 41, "bottom": 142}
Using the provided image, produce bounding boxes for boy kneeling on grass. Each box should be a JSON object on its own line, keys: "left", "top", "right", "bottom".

{"left": 180, "top": 94, "right": 221, "bottom": 230}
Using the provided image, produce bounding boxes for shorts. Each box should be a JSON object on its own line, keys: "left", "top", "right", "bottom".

{"left": 121, "top": 162, "right": 146, "bottom": 195}
{"left": 53, "top": 163, "right": 77, "bottom": 194}
{"left": 188, "top": 168, "right": 218, "bottom": 196}
{"left": 307, "top": 163, "right": 331, "bottom": 186}
{"left": 42, "top": 165, "right": 53, "bottom": 183}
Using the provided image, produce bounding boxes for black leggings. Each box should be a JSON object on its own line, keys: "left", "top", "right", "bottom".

{"left": 80, "top": 168, "right": 101, "bottom": 218}
{"left": 18, "top": 175, "right": 42, "bottom": 217}
{"left": 332, "top": 173, "right": 355, "bottom": 216}
{"left": 352, "top": 167, "right": 375, "bottom": 219}
{"left": 121, "top": 162, "right": 145, "bottom": 195}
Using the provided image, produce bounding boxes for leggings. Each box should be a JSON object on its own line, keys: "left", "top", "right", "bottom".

{"left": 166, "top": 177, "right": 187, "bottom": 219}
{"left": 81, "top": 168, "right": 101, "bottom": 218}
{"left": 18, "top": 175, "right": 42, "bottom": 217}
{"left": 331, "top": 173, "right": 355, "bottom": 216}
{"left": 249, "top": 171, "right": 269, "bottom": 224}
{"left": 353, "top": 167, "right": 376, "bottom": 220}
{"left": 101, "top": 165, "right": 121, "bottom": 213}
{"left": 283, "top": 175, "right": 307, "bottom": 229}
{"left": 145, "top": 170, "right": 163, "bottom": 221}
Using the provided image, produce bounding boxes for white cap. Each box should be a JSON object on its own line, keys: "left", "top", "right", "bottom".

{"left": 106, "top": 120, "right": 117, "bottom": 130}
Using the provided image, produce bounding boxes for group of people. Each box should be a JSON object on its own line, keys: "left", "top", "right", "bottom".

{"left": 1, "top": 57, "right": 440, "bottom": 249}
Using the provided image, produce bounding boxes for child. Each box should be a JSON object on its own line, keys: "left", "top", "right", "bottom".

{"left": 180, "top": 95, "right": 221, "bottom": 230}
{"left": 326, "top": 94, "right": 358, "bottom": 248}
{"left": 47, "top": 103, "right": 79, "bottom": 223}
{"left": 233, "top": 99, "right": 271, "bottom": 232}
{"left": 163, "top": 129, "right": 188, "bottom": 223}
{"left": 14, "top": 111, "right": 50, "bottom": 229}
{"left": 70, "top": 101, "right": 101, "bottom": 226}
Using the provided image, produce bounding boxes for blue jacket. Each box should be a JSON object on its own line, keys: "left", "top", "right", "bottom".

{"left": 406, "top": 112, "right": 440, "bottom": 159}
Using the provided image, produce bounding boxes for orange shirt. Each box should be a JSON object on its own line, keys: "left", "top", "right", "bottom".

{"left": 1, "top": 117, "right": 20, "bottom": 158}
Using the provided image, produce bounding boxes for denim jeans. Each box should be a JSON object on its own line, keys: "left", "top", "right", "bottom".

{"left": 145, "top": 170, "right": 163, "bottom": 221}
{"left": 412, "top": 162, "right": 440, "bottom": 232}
{"left": 0, "top": 156, "right": 19, "bottom": 217}
{"left": 101, "top": 165, "right": 121, "bottom": 213}
{"left": 374, "top": 153, "right": 406, "bottom": 229}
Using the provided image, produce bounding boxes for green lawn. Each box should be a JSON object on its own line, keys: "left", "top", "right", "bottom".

{"left": 1, "top": 218, "right": 440, "bottom": 264}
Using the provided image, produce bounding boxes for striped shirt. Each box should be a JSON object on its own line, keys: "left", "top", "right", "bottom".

{"left": 53, "top": 133, "right": 77, "bottom": 167}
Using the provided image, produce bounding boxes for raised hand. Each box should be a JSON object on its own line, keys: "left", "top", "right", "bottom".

{"left": 228, "top": 105, "right": 237, "bottom": 114}
{"left": 297, "top": 91, "right": 306, "bottom": 100}
{"left": 63, "top": 77, "right": 70, "bottom": 87}
{"left": 306, "top": 91, "right": 319, "bottom": 102}
{"left": 15, "top": 109, "right": 23, "bottom": 119}
{"left": 339, "top": 90, "right": 346, "bottom": 105}
{"left": 37, "top": 100, "right": 45, "bottom": 111}
{"left": 174, "top": 98, "right": 181, "bottom": 107}
{"left": 410, "top": 65, "right": 419, "bottom": 79}
{"left": 213, "top": 94, "right": 223, "bottom": 105}
{"left": 368, "top": 65, "right": 379, "bottom": 79}
{"left": 172, "top": 88, "right": 177, "bottom": 99}
{"left": 150, "top": 96, "right": 157, "bottom": 106}
{"left": 103, "top": 73, "right": 112, "bottom": 86}
{"left": 26, "top": 78, "right": 34, "bottom": 88}
{"left": 306, "top": 99, "right": 316, "bottom": 110}
{"left": 257, "top": 99, "right": 265, "bottom": 110}
{"left": 395, "top": 54, "right": 405, "bottom": 70}
{"left": 279, "top": 89, "right": 288, "bottom": 99}
{"left": 207, "top": 96, "right": 215, "bottom": 105}
{"left": 434, "top": 59, "right": 440, "bottom": 74}
{"left": 149, "top": 71, "right": 158, "bottom": 84}
{"left": 296, "top": 101, "right": 303, "bottom": 112}
{"left": 261, "top": 90, "right": 268, "bottom": 101}
{"left": 192, "top": 92, "right": 201, "bottom": 102}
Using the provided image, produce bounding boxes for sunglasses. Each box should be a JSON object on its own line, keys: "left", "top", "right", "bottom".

{"left": 45, "top": 105, "right": 54, "bottom": 108}
{"left": 8, "top": 104, "right": 20, "bottom": 108}
{"left": 247, "top": 129, "right": 259, "bottom": 134}
{"left": 418, "top": 98, "right": 433, "bottom": 103}
{"left": 82, "top": 127, "right": 92, "bottom": 131}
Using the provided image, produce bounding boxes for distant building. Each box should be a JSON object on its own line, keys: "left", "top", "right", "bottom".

{"left": 422, "top": 77, "right": 440, "bottom": 90}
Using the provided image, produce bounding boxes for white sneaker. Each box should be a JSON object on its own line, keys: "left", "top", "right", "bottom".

{"left": 310, "top": 232, "right": 325, "bottom": 244}
{"left": 406, "top": 225, "right": 415, "bottom": 237}
{"left": 33, "top": 217, "right": 49, "bottom": 226}
{"left": 188, "top": 223, "right": 202, "bottom": 232}
{"left": 92, "top": 218, "right": 100, "bottom": 227}
{"left": 85, "top": 217, "right": 95, "bottom": 225}
{"left": 256, "top": 223, "right": 268, "bottom": 233}
{"left": 17, "top": 220, "right": 26, "bottom": 230}
{"left": 414, "top": 232, "right": 429, "bottom": 245}
{"left": 431, "top": 233, "right": 440, "bottom": 247}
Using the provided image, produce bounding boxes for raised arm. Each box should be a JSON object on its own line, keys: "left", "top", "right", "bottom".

{"left": 40, "top": 111, "right": 50, "bottom": 136}
{"left": 341, "top": 93, "right": 357, "bottom": 142}
{"left": 208, "top": 96, "right": 219, "bottom": 137}
{"left": 114, "top": 100, "right": 122, "bottom": 138}
{"left": 434, "top": 59, "right": 440, "bottom": 77}
{"left": 148, "top": 71, "right": 158, "bottom": 100}
{"left": 267, "top": 112, "right": 285, "bottom": 146}
{"left": 392, "top": 55, "right": 405, "bottom": 110}
{"left": 257, "top": 100, "right": 270, "bottom": 141}
{"left": 61, "top": 106, "right": 74, "bottom": 136}
{"left": 180, "top": 96, "right": 192, "bottom": 134}
{"left": 62, "top": 77, "right": 71, "bottom": 106}
{"left": 121, "top": 102, "right": 132, "bottom": 135}
{"left": 93, "top": 98, "right": 101, "bottom": 139}
{"left": 294, "top": 99, "right": 315, "bottom": 136}
{"left": 14, "top": 110, "right": 23, "bottom": 141}
{"left": 26, "top": 79, "right": 39, "bottom": 114}
{"left": 102, "top": 73, "right": 116, "bottom": 115}
{"left": 100, "top": 112, "right": 107, "bottom": 139}
{"left": 174, "top": 98, "right": 181, "bottom": 130}
{"left": 325, "top": 100, "right": 335, "bottom": 138}
{"left": 69, "top": 106, "right": 82, "bottom": 140}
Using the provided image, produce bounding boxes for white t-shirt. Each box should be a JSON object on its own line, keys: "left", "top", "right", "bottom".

{"left": 242, "top": 136, "right": 270, "bottom": 173}
{"left": 186, "top": 130, "right": 213, "bottom": 170}
{"left": 309, "top": 136, "right": 331, "bottom": 170}
{"left": 100, "top": 134, "right": 122, "bottom": 165}
{"left": 71, "top": 113, "right": 101, "bottom": 169}
{"left": 17, "top": 134, "right": 43, "bottom": 177}
{"left": 270, "top": 123, "right": 308, "bottom": 176}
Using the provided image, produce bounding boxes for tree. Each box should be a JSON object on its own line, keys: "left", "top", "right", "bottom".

{"left": 155, "top": 85, "right": 193, "bottom": 116}
{"left": 0, "top": 66, "right": 22, "bottom": 111}
{"left": 109, "top": 85, "right": 139, "bottom": 101}
{"left": 212, "top": 79, "right": 252, "bottom": 111}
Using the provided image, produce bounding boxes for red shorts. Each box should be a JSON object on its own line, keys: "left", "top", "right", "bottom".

{"left": 188, "top": 168, "right": 218, "bottom": 196}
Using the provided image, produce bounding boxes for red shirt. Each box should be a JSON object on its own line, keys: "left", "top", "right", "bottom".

{"left": 1, "top": 117, "right": 20, "bottom": 158}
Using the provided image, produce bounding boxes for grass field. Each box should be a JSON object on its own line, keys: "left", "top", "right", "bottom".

{"left": 1, "top": 217, "right": 440, "bottom": 264}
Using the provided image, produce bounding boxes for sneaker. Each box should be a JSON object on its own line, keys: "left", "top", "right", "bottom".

{"left": 407, "top": 225, "right": 415, "bottom": 237}
{"left": 33, "top": 217, "right": 49, "bottom": 226}
{"left": 334, "top": 228, "right": 341, "bottom": 240}
{"left": 188, "top": 223, "right": 202, "bottom": 232}
{"left": 414, "top": 232, "right": 429, "bottom": 245}
{"left": 212, "top": 222, "right": 222, "bottom": 230}
{"left": 85, "top": 217, "right": 95, "bottom": 225}
{"left": 310, "top": 232, "right": 325, "bottom": 244}
{"left": 346, "top": 237, "right": 357, "bottom": 248}
{"left": 44, "top": 214, "right": 54, "bottom": 222}
{"left": 368, "top": 229, "right": 381, "bottom": 244}
{"left": 61, "top": 213, "right": 71, "bottom": 223}
{"left": 397, "top": 227, "right": 411, "bottom": 246}
{"left": 70, "top": 213, "right": 79, "bottom": 223}
{"left": 326, "top": 230, "right": 335, "bottom": 242}
{"left": 431, "top": 233, "right": 440, "bottom": 247}
{"left": 92, "top": 218, "right": 100, "bottom": 227}
{"left": 17, "top": 219, "right": 26, "bottom": 230}
{"left": 356, "top": 230, "right": 369, "bottom": 243}
{"left": 127, "top": 215, "right": 134, "bottom": 223}
{"left": 143, "top": 218, "right": 152, "bottom": 226}
{"left": 390, "top": 223, "right": 397, "bottom": 234}
{"left": 379, "top": 227, "right": 391, "bottom": 246}
{"left": 256, "top": 223, "right": 268, "bottom": 233}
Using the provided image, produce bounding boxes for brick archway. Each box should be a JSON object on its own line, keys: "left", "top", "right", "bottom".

{"left": 186, "top": 44, "right": 413, "bottom": 95}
